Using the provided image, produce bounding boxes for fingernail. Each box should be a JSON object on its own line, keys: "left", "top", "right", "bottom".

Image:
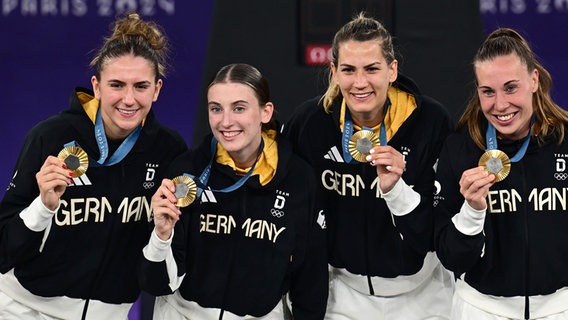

{"left": 69, "top": 172, "right": 74, "bottom": 177}
{"left": 366, "top": 155, "right": 372, "bottom": 161}
{"left": 62, "top": 164, "right": 67, "bottom": 169}
{"left": 386, "top": 165, "right": 392, "bottom": 171}
{"left": 369, "top": 149, "right": 375, "bottom": 154}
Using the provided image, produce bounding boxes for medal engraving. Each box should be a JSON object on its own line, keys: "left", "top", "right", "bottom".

{"left": 174, "top": 183, "right": 189, "bottom": 199}
{"left": 478, "top": 149, "right": 511, "bottom": 182}
{"left": 64, "top": 155, "right": 81, "bottom": 171}
{"left": 58, "top": 146, "right": 89, "bottom": 177}
{"left": 171, "top": 175, "right": 197, "bottom": 207}
{"left": 349, "top": 130, "right": 380, "bottom": 162}
{"left": 356, "top": 138, "right": 373, "bottom": 154}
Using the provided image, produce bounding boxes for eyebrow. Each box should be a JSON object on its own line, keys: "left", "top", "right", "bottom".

{"left": 108, "top": 79, "right": 152, "bottom": 86}
{"left": 478, "top": 79, "right": 519, "bottom": 89}
{"left": 339, "top": 61, "right": 382, "bottom": 68}
{"left": 207, "top": 100, "right": 250, "bottom": 106}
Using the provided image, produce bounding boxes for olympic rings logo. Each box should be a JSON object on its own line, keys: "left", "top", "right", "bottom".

{"left": 143, "top": 181, "right": 155, "bottom": 189}
{"left": 271, "top": 208, "right": 284, "bottom": 218}
{"left": 554, "top": 173, "right": 568, "bottom": 180}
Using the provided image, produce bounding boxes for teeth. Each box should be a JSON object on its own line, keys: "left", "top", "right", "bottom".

{"left": 497, "top": 114, "right": 514, "bottom": 121}
{"left": 119, "top": 109, "right": 136, "bottom": 115}
{"left": 353, "top": 93, "right": 371, "bottom": 98}
{"left": 223, "top": 131, "right": 240, "bottom": 137}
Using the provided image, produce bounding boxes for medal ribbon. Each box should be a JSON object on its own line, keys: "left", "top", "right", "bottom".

{"left": 184, "top": 137, "right": 264, "bottom": 198}
{"left": 342, "top": 99, "right": 389, "bottom": 164}
{"left": 64, "top": 108, "right": 142, "bottom": 167}
{"left": 485, "top": 115, "right": 534, "bottom": 162}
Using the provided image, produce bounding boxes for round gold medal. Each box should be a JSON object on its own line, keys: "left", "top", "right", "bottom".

{"left": 349, "top": 130, "right": 381, "bottom": 162}
{"left": 57, "top": 146, "right": 89, "bottom": 177}
{"left": 478, "top": 149, "right": 511, "bottom": 182}
{"left": 171, "top": 175, "right": 197, "bottom": 207}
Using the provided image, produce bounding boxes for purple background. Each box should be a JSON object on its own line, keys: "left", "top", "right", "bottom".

{"left": 0, "top": 1, "right": 567, "bottom": 319}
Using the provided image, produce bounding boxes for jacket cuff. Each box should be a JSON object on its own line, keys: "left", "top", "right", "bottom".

{"left": 451, "top": 201, "right": 486, "bottom": 236}
{"left": 381, "top": 179, "right": 420, "bottom": 216}
{"left": 19, "top": 196, "right": 58, "bottom": 232}
{"left": 143, "top": 228, "right": 173, "bottom": 262}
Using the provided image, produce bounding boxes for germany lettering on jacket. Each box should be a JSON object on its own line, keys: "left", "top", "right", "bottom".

{"left": 487, "top": 187, "right": 568, "bottom": 213}
{"left": 200, "top": 214, "right": 286, "bottom": 243}
{"left": 55, "top": 196, "right": 151, "bottom": 225}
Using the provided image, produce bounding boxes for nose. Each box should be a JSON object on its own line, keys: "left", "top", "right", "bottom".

{"left": 354, "top": 70, "right": 368, "bottom": 88}
{"left": 494, "top": 91, "right": 509, "bottom": 111}
{"left": 221, "top": 110, "right": 233, "bottom": 127}
{"left": 122, "top": 87, "right": 135, "bottom": 105}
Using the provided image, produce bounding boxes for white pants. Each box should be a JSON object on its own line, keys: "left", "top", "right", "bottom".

{"left": 0, "top": 291, "right": 62, "bottom": 320}
{"left": 325, "top": 263, "right": 454, "bottom": 320}
{"left": 153, "top": 290, "right": 287, "bottom": 320}
{"left": 451, "top": 290, "right": 568, "bottom": 320}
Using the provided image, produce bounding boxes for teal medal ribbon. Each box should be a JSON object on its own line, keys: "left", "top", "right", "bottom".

{"left": 65, "top": 108, "right": 141, "bottom": 167}
{"left": 342, "top": 99, "right": 388, "bottom": 163}
{"left": 184, "top": 137, "right": 264, "bottom": 198}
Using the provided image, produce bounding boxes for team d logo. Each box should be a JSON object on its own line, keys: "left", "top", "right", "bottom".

{"left": 555, "top": 158, "right": 567, "bottom": 180}
{"left": 271, "top": 190, "right": 289, "bottom": 218}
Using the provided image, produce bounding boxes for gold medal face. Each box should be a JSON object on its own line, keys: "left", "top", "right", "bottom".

{"left": 478, "top": 149, "right": 511, "bottom": 182}
{"left": 57, "top": 146, "right": 89, "bottom": 177}
{"left": 171, "top": 175, "right": 197, "bottom": 207}
{"left": 349, "top": 130, "right": 380, "bottom": 162}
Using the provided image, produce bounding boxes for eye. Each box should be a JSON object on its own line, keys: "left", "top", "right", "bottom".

{"left": 480, "top": 88, "right": 494, "bottom": 97}
{"left": 136, "top": 83, "right": 150, "bottom": 90}
{"left": 208, "top": 105, "right": 222, "bottom": 113}
{"left": 366, "top": 67, "right": 379, "bottom": 73}
{"left": 109, "top": 82, "right": 123, "bottom": 89}
{"left": 234, "top": 105, "right": 246, "bottom": 113}
{"left": 504, "top": 84, "right": 518, "bottom": 94}
{"left": 340, "top": 67, "right": 354, "bottom": 74}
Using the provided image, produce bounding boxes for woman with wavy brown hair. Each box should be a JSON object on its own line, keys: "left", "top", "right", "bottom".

{"left": 435, "top": 28, "right": 568, "bottom": 320}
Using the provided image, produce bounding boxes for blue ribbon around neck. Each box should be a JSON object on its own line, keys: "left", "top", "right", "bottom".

{"left": 64, "top": 108, "right": 142, "bottom": 167}
{"left": 341, "top": 100, "right": 389, "bottom": 164}
{"left": 485, "top": 115, "right": 534, "bottom": 163}
{"left": 185, "top": 136, "right": 264, "bottom": 199}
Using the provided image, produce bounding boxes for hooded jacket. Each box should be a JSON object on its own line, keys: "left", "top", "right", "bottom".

{"left": 435, "top": 124, "right": 568, "bottom": 319}
{"left": 0, "top": 87, "right": 188, "bottom": 319}
{"left": 283, "top": 74, "right": 452, "bottom": 294}
{"left": 138, "top": 132, "right": 328, "bottom": 319}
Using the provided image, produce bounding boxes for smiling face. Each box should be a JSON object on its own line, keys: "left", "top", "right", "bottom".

{"left": 331, "top": 39, "right": 397, "bottom": 127}
{"left": 476, "top": 53, "right": 538, "bottom": 140}
{"left": 207, "top": 82, "right": 273, "bottom": 168}
{"left": 91, "top": 54, "right": 162, "bottom": 140}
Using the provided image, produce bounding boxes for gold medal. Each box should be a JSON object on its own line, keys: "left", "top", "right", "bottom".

{"left": 478, "top": 149, "right": 511, "bottom": 182}
{"left": 349, "top": 130, "right": 380, "bottom": 162}
{"left": 58, "top": 146, "right": 89, "bottom": 177}
{"left": 171, "top": 175, "right": 197, "bottom": 207}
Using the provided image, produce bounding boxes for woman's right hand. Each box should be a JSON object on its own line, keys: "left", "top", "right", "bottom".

{"left": 459, "top": 166, "right": 495, "bottom": 211}
{"left": 36, "top": 156, "right": 73, "bottom": 211}
{"left": 152, "top": 179, "right": 182, "bottom": 241}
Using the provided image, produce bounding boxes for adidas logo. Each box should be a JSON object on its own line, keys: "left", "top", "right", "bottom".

{"left": 323, "top": 146, "right": 345, "bottom": 162}
{"left": 200, "top": 189, "right": 217, "bottom": 203}
{"left": 69, "top": 174, "right": 92, "bottom": 187}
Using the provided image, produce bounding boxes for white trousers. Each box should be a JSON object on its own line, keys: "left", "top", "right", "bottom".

{"left": 153, "top": 290, "right": 288, "bottom": 320}
{"left": 325, "top": 262, "right": 454, "bottom": 320}
{"left": 451, "top": 290, "right": 568, "bottom": 320}
{"left": 0, "top": 291, "right": 62, "bottom": 320}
